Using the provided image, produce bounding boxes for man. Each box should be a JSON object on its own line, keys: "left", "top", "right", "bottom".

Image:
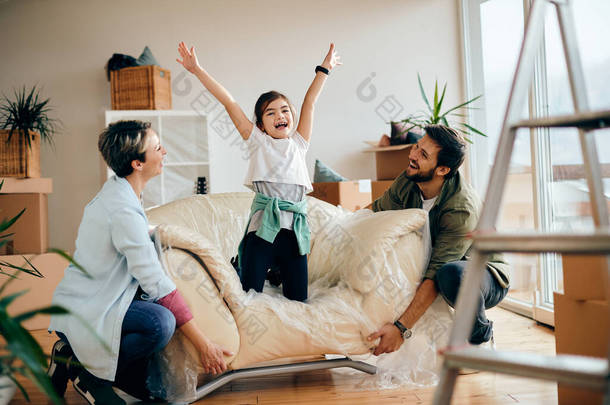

{"left": 367, "top": 124, "right": 510, "bottom": 355}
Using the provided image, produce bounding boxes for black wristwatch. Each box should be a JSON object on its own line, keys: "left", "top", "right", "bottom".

{"left": 393, "top": 320, "right": 412, "bottom": 340}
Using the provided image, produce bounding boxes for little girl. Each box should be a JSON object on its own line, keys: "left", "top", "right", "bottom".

{"left": 177, "top": 41, "right": 341, "bottom": 302}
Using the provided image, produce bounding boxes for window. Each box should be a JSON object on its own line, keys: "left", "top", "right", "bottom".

{"left": 461, "top": 0, "right": 610, "bottom": 324}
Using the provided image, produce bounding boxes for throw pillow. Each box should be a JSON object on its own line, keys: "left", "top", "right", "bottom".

{"left": 136, "top": 46, "right": 160, "bottom": 66}
{"left": 313, "top": 159, "right": 347, "bottom": 183}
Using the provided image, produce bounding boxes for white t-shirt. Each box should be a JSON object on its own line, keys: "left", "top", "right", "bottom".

{"left": 243, "top": 125, "right": 313, "bottom": 193}
{"left": 421, "top": 195, "right": 437, "bottom": 212}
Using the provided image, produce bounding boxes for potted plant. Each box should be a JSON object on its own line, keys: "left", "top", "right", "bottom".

{"left": 0, "top": 180, "right": 100, "bottom": 404}
{"left": 0, "top": 86, "right": 59, "bottom": 178}
{"left": 392, "top": 74, "right": 486, "bottom": 143}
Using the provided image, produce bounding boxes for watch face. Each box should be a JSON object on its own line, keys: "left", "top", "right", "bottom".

{"left": 403, "top": 329, "right": 412, "bottom": 339}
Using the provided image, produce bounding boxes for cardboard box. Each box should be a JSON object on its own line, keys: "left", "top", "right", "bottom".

{"left": 553, "top": 292, "right": 608, "bottom": 357}
{"left": 371, "top": 180, "right": 394, "bottom": 202}
{"left": 309, "top": 180, "right": 372, "bottom": 211}
{"left": 1, "top": 253, "right": 68, "bottom": 330}
{"left": 0, "top": 193, "right": 48, "bottom": 254}
{"left": 0, "top": 177, "right": 53, "bottom": 194}
{"left": 363, "top": 144, "right": 412, "bottom": 180}
{"left": 554, "top": 292, "right": 608, "bottom": 405}
{"left": 558, "top": 385, "right": 603, "bottom": 405}
{"left": 561, "top": 254, "right": 608, "bottom": 300}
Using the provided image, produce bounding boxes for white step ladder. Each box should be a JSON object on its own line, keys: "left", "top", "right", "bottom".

{"left": 433, "top": 0, "right": 610, "bottom": 403}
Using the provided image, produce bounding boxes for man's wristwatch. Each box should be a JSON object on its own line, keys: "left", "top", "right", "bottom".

{"left": 393, "top": 320, "right": 413, "bottom": 340}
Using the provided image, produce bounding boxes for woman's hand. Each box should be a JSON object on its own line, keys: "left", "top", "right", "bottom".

{"left": 176, "top": 41, "right": 202, "bottom": 74}
{"left": 320, "top": 43, "right": 342, "bottom": 71}
{"left": 198, "top": 339, "right": 233, "bottom": 375}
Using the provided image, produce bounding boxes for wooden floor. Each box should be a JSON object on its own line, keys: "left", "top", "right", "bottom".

{"left": 10, "top": 307, "right": 557, "bottom": 404}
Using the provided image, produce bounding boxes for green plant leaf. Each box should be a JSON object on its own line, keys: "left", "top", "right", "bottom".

{"left": 433, "top": 80, "right": 439, "bottom": 118}
{"left": 0, "top": 289, "right": 28, "bottom": 309}
{"left": 441, "top": 95, "right": 483, "bottom": 118}
{"left": 0, "top": 208, "right": 25, "bottom": 233}
{"left": 47, "top": 248, "right": 91, "bottom": 278}
{"left": 0, "top": 259, "right": 42, "bottom": 279}
{"left": 0, "top": 310, "right": 46, "bottom": 369}
{"left": 13, "top": 305, "right": 69, "bottom": 324}
{"left": 0, "top": 310, "right": 63, "bottom": 404}
{"left": 7, "top": 374, "right": 29, "bottom": 402}
{"left": 417, "top": 73, "right": 433, "bottom": 114}
{"left": 461, "top": 122, "right": 488, "bottom": 137}
{"left": 435, "top": 83, "right": 447, "bottom": 119}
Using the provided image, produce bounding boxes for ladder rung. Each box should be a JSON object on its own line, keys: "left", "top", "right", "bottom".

{"left": 444, "top": 347, "right": 609, "bottom": 391}
{"left": 472, "top": 232, "right": 610, "bottom": 254}
{"left": 511, "top": 109, "right": 610, "bottom": 130}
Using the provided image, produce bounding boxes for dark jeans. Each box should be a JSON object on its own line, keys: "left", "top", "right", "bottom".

{"left": 434, "top": 260, "right": 508, "bottom": 345}
{"left": 58, "top": 298, "right": 175, "bottom": 400}
{"left": 240, "top": 229, "right": 308, "bottom": 301}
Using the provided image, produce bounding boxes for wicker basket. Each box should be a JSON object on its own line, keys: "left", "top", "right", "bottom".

{"left": 110, "top": 65, "right": 172, "bottom": 110}
{"left": 0, "top": 130, "right": 41, "bottom": 178}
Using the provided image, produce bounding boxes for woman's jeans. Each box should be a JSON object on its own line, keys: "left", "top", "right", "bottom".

{"left": 58, "top": 298, "right": 175, "bottom": 400}
{"left": 434, "top": 260, "right": 508, "bottom": 345}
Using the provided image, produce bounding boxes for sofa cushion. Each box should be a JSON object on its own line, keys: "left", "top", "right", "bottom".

{"left": 308, "top": 208, "right": 429, "bottom": 294}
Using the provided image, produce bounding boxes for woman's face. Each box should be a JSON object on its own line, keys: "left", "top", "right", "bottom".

{"left": 141, "top": 131, "right": 166, "bottom": 179}
{"left": 260, "top": 98, "right": 294, "bottom": 139}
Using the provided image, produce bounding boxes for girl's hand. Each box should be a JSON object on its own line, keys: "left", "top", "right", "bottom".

{"left": 198, "top": 339, "right": 233, "bottom": 375}
{"left": 321, "top": 43, "right": 342, "bottom": 71}
{"left": 176, "top": 41, "right": 202, "bottom": 74}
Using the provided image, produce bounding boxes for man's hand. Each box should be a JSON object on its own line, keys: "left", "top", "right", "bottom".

{"left": 198, "top": 339, "right": 233, "bottom": 375}
{"left": 367, "top": 323, "right": 404, "bottom": 355}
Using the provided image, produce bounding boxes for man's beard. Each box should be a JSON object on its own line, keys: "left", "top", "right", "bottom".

{"left": 406, "top": 167, "right": 435, "bottom": 183}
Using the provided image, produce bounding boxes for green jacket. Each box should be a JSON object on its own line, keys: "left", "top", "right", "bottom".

{"left": 238, "top": 193, "right": 310, "bottom": 269}
{"left": 372, "top": 171, "right": 510, "bottom": 288}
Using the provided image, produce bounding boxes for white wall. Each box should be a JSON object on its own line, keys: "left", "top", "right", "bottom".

{"left": 0, "top": 0, "right": 463, "bottom": 251}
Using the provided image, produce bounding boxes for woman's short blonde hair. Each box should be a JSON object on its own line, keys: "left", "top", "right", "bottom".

{"left": 98, "top": 120, "right": 151, "bottom": 177}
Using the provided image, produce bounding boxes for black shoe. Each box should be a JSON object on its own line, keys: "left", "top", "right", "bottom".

{"left": 266, "top": 266, "right": 282, "bottom": 287}
{"left": 230, "top": 255, "right": 241, "bottom": 277}
{"left": 47, "top": 339, "right": 73, "bottom": 397}
{"left": 73, "top": 370, "right": 126, "bottom": 405}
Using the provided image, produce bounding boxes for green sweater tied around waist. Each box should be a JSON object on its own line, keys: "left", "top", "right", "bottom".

{"left": 237, "top": 193, "right": 310, "bottom": 269}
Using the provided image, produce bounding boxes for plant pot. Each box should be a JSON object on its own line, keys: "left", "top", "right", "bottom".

{"left": 0, "top": 129, "right": 41, "bottom": 178}
{"left": 0, "top": 376, "right": 16, "bottom": 405}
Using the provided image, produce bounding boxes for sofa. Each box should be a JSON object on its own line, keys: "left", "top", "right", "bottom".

{"left": 145, "top": 192, "right": 453, "bottom": 401}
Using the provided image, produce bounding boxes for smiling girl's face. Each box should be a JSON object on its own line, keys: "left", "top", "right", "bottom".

{"left": 259, "top": 97, "right": 294, "bottom": 139}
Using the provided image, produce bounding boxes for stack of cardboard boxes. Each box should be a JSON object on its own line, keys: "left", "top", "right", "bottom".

{"left": 0, "top": 178, "right": 67, "bottom": 330}
{"left": 554, "top": 254, "right": 609, "bottom": 404}
{"left": 366, "top": 143, "right": 412, "bottom": 202}
{"left": 308, "top": 144, "right": 411, "bottom": 211}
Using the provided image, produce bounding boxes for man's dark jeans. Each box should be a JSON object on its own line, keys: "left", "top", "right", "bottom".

{"left": 58, "top": 299, "right": 175, "bottom": 400}
{"left": 434, "top": 260, "right": 508, "bottom": 344}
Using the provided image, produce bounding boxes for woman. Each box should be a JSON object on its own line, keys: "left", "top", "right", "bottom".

{"left": 48, "top": 120, "right": 231, "bottom": 404}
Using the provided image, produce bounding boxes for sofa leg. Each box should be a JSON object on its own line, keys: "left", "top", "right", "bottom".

{"left": 190, "top": 357, "right": 377, "bottom": 402}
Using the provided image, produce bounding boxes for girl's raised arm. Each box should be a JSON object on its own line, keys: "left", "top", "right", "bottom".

{"left": 177, "top": 42, "right": 253, "bottom": 140}
{"left": 297, "top": 43, "right": 342, "bottom": 142}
